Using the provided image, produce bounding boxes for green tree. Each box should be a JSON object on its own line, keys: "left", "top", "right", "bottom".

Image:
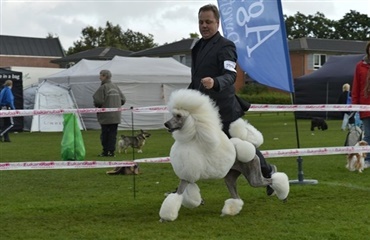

{"left": 284, "top": 12, "right": 311, "bottom": 40}
{"left": 334, "top": 10, "right": 370, "bottom": 40}
{"left": 121, "top": 29, "right": 156, "bottom": 52}
{"left": 306, "top": 12, "right": 336, "bottom": 39}
{"left": 66, "top": 21, "right": 158, "bottom": 55}
{"left": 46, "top": 32, "right": 59, "bottom": 38}
{"left": 284, "top": 10, "right": 370, "bottom": 40}
{"left": 189, "top": 33, "right": 199, "bottom": 39}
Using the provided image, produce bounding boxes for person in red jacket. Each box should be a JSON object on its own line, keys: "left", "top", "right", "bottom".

{"left": 351, "top": 41, "right": 370, "bottom": 166}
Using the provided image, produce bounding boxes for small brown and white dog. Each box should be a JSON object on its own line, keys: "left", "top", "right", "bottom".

{"left": 346, "top": 140, "right": 368, "bottom": 173}
{"left": 117, "top": 129, "right": 151, "bottom": 154}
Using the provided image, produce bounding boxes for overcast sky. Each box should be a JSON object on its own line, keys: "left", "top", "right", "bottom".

{"left": 0, "top": 0, "right": 369, "bottom": 50}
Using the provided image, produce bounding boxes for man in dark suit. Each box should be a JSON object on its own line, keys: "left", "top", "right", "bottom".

{"left": 189, "top": 4, "right": 276, "bottom": 196}
{"left": 189, "top": 4, "right": 244, "bottom": 135}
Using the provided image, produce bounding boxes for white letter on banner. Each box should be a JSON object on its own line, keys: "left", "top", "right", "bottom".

{"left": 227, "top": 32, "right": 240, "bottom": 43}
{"left": 222, "top": 9, "right": 235, "bottom": 32}
{"left": 236, "top": 0, "right": 264, "bottom": 23}
{"left": 218, "top": 0, "right": 236, "bottom": 9}
{"left": 244, "top": 24, "right": 280, "bottom": 57}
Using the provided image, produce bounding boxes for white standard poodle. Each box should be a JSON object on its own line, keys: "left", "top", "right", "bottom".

{"left": 160, "top": 89, "right": 289, "bottom": 221}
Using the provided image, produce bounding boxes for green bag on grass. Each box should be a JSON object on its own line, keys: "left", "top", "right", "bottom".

{"left": 61, "top": 113, "right": 86, "bottom": 160}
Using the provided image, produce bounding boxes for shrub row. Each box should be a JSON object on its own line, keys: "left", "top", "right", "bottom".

{"left": 238, "top": 91, "right": 292, "bottom": 104}
{"left": 238, "top": 82, "right": 292, "bottom": 104}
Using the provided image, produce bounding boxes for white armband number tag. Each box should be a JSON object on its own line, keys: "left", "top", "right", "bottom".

{"left": 224, "top": 60, "right": 237, "bottom": 73}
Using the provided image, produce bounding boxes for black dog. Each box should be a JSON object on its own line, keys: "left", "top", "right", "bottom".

{"left": 311, "top": 117, "right": 328, "bottom": 131}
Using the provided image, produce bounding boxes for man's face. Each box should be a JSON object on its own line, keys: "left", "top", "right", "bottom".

{"left": 198, "top": 10, "right": 219, "bottom": 40}
{"left": 99, "top": 73, "right": 106, "bottom": 81}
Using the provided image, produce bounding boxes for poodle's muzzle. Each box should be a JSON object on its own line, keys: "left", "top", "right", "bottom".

{"left": 164, "top": 115, "right": 184, "bottom": 132}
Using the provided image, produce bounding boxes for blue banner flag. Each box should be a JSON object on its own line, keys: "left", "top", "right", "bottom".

{"left": 217, "top": 0, "right": 294, "bottom": 92}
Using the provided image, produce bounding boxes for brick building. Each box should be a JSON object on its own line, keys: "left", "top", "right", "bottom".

{"left": 0, "top": 35, "right": 65, "bottom": 68}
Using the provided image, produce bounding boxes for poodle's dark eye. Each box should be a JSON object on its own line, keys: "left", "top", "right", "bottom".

{"left": 176, "top": 114, "right": 182, "bottom": 118}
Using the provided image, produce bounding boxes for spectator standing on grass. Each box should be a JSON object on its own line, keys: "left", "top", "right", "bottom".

{"left": 337, "top": 83, "right": 352, "bottom": 131}
{"left": 93, "top": 70, "right": 126, "bottom": 157}
{"left": 0, "top": 80, "right": 15, "bottom": 142}
{"left": 351, "top": 41, "right": 370, "bottom": 167}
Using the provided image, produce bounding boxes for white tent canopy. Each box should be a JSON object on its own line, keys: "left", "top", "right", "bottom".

{"left": 41, "top": 57, "right": 191, "bottom": 130}
{"left": 31, "top": 81, "right": 85, "bottom": 132}
{"left": 9, "top": 66, "right": 64, "bottom": 89}
{"left": 43, "top": 59, "right": 108, "bottom": 83}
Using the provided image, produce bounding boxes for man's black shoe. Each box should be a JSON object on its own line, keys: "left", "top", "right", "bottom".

{"left": 98, "top": 152, "right": 108, "bottom": 157}
{"left": 266, "top": 185, "right": 275, "bottom": 196}
{"left": 164, "top": 188, "right": 178, "bottom": 197}
{"left": 106, "top": 152, "right": 115, "bottom": 157}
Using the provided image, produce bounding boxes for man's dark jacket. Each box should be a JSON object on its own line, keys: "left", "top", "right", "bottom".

{"left": 189, "top": 31, "right": 245, "bottom": 124}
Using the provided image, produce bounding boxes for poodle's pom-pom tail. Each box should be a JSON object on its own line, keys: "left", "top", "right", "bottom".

{"left": 159, "top": 193, "right": 183, "bottom": 222}
{"left": 229, "top": 118, "right": 264, "bottom": 147}
{"left": 182, "top": 183, "right": 202, "bottom": 208}
{"left": 230, "top": 138, "right": 256, "bottom": 163}
{"left": 221, "top": 198, "right": 244, "bottom": 216}
{"left": 271, "top": 172, "right": 290, "bottom": 200}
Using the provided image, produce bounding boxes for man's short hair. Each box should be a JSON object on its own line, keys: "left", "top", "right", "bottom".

{"left": 199, "top": 4, "right": 220, "bottom": 21}
{"left": 100, "top": 70, "right": 112, "bottom": 80}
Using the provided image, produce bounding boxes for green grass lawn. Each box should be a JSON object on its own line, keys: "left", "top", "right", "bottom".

{"left": 0, "top": 113, "right": 369, "bottom": 240}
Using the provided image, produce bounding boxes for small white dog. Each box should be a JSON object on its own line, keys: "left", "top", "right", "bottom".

{"left": 346, "top": 140, "right": 368, "bottom": 173}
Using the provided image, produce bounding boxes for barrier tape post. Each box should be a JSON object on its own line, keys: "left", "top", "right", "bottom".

{"left": 291, "top": 110, "right": 318, "bottom": 185}
{"left": 130, "top": 106, "right": 136, "bottom": 199}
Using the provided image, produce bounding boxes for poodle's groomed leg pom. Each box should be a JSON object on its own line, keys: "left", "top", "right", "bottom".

{"left": 221, "top": 198, "right": 244, "bottom": 216}
{"left": 159, "top": 193, "right": 183, "bottom": 222}
{"left": 229, "top": 118, "right": 264, "bottom": 147}
{"left": 270, "top": 172, "right": 290, "bottom": 201}
{"left": 182, "top": 183, "right": 203, "bottom": 208}
{"left": 230, "top": 138, "right": 256, "bottom": 163}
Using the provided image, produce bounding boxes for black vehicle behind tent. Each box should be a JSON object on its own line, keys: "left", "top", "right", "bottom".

{"left": 0, "top": 68, "right": 23, "bottom": 131}
{"left": 293, "top": 54, "right": 364, "bottom": 119}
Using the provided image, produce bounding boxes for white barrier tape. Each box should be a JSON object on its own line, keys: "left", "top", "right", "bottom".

{"left": 2, "top": 146, "right": 369, "bottom": 171}
{"left": 249, "top": 104, "right": 370, "bottom": 112}
{"left": 261, "top": 146, "right": 370, "bottom": 158}
{"left": 133, "top": 157, "right": 171, "bottom": 163}
{"left": 2, "top": 104, "right": 370, "bottom": 118}
{"left": 132, "top": 106, "right": 169, "bottom": 113}
{"left": 134, "top": 146, "right": 370, "bottom": 163}
{"left": 0, "top": 161, "right": 136, "bottom": 171}
{"left": 0, "top": 108, "right": 131, "bottom": 118}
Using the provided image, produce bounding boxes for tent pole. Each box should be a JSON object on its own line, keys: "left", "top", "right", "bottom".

{"left": 289, "top": 93, "right": 318, "bottom": 185}
{"left": 69, "top": 86, "right": 86, "bottom": 130}
{"left": 326, "top": 81, "right": 329, "bottom": 120}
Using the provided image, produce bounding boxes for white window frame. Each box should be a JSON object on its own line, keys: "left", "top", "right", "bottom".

{"left": 313, "top": 54, "right": 327, "bottom": 70}
{"left": 179, "top": 55, "right": 186, "bottom": 65}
